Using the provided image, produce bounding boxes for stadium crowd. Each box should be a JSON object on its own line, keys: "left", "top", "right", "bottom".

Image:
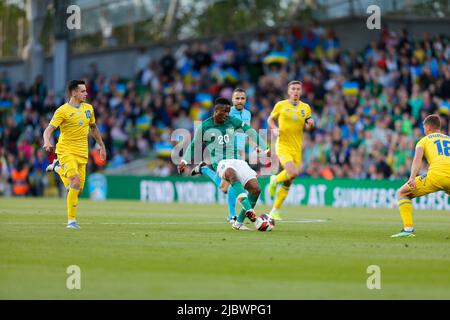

{"left": 1, "top": 24, "right": 449, "bottom": 196}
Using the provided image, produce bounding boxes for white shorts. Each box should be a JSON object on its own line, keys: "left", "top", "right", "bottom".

{"left": 216, "top": 159, "right": 257, "bottom": 186}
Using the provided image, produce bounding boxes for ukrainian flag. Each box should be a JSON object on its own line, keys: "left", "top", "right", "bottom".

{"left": 342, "top": 81, "right": 359, "bottom": 96}
{"left": 263, "top": 51, "right": 289, "bottom": 64}
{"left": 210, "top": 64, "right": 227, "bottom": 83}
{"left": 439, "top": 100, "right": 450, "bottom": 115}
{"left": 116, "top": 83, "right": 126, "bottom": 95}
{"left": 154, "top": 142, "right": 173, "bottom": 158}
{"left": 224, "top": 67, "right": 240, "bottom": 83}
{"left": 136, "top": 114, "right": 151, "bottom": 131}
{"left": 0, "top": 99, "right": 12, "bottom": 111}
{"left": 196, "top": 93, "right": 213, "bottom": 108}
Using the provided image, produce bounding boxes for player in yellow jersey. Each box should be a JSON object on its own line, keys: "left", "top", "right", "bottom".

{"left": 267, "top": 80, "right": 315, "bottom": 220}
{"left": 43, "top": 80, "right": 106, "bottom": 229}
{"left": 392, "top": 114, "right": 450, "bottom": 238}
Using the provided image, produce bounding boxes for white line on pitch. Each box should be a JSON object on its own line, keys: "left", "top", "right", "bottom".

{"left": 1, "top": 219, "right": 326, "bottom": 226}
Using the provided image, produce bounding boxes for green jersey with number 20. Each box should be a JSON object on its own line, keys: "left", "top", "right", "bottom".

{"left": 183, "top": 115, "right": 267, "bottom": 171}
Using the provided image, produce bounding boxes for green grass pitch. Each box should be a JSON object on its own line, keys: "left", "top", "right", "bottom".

{"left": 1, "top": 197, "right": 450, "bottom": 299}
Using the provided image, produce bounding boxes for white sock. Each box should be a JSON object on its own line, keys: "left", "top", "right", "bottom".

{"left": 68, "top": 219, "right": 76, "bottom": 224}
{"left": 404, "top": 226, "right": 414, "bottom": 232}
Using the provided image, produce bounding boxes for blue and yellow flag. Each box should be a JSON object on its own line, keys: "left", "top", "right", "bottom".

{"left": 154, "top": 142, "right": 173, "bottom": 158}
{"left": 439, "top": 100, "right": 450, "bottom": 115}
{"left": 263, "top": 51, "right": 289, "bottom": 64}
{"left": 116, "top": 83, "right": 126, "bottom": 95}
{"left": 342, "top": 81, "right": 359, "bottom": 96}
{"left": 0, "top": 99, "right": 12, "bottom": 111}
{"left": 195, "top": 93, "right": 213, "bottom": 108}
{"left": 136, "top": 114, "right": 151, "bottom": 131}
{"left": 224, "top": 67, "right": 240, "bottom": 83}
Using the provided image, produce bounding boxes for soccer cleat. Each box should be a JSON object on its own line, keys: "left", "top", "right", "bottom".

{"left": 268, "top": 175, "right": 278, "bottom": 200}
{"left": 67, "top": 221, "right": 81, "bottom": 229}
{"left": 232, "top": 221, "right": 250, "bottom": 230}
{"left": 190, "top": 161, "right": 207, "bottom": 176}
{"left": 245, "top": 209, "right": 257, "bottom": 222}
{"left": 227, "top": 216, "right": 237, "bottom": 224}
{"left": 391, "top": 229, "right": 415, "bottom": 238}
{"left": 46, "top": 159, "right": 60, "bottom": 173}
{"left": 270, "top": 209, "right": 283, "bottom": 221}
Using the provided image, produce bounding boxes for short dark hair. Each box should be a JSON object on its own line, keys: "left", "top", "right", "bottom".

{"left": 288, "top": 80, "right": 303, "bottom": 88}
{"left": 232, "top": 88, "right": 246, "bottom": 95}
{"left": 214, "top": 97, "right": 231, "bottom": 108}
{"left": 423, "top": 114, "right": 441, "bottom": 129}
{"left": 67, "top": 80, "right": 86, "bottom": 93}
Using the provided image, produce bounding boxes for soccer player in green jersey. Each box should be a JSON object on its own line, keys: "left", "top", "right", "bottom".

{"left": 177, "top": 98, "right": 270, "bottom": 230}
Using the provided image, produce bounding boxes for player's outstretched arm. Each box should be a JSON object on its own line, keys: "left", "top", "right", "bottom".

{"left": 178, "top": 141, "right": 194, "bottom": 175}
{"left": 89, "top": 124, "right": 107, "bottom": 161}
{"left": 42, "top": 125, "right": 56, "bottom": 153}
{"left": 305, "top": 117, "right": 315, "bottom": 131}
{"left": 267, "top": 115, "right": 279, "bottom": 136}
{"left": 243, "top": 124, "right": 268, "bottom": 152}
{"left": 178, "top": 123, "right": 203, "bottom": 174}
{"left": 407, "top": 146, "right": 424, "bottom": 189}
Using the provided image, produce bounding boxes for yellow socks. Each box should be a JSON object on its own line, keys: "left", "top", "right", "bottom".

{"left": 67, "top": 187, "right": 79, "bottom": 221}
{"left": 398, "top": 197, "right": 414, "bottom": 231}
{"left": 275, "top": 170, "right": 291, "bottom": 184}
{"left": 274, "top": 185, "right": 290, "bottom": 209}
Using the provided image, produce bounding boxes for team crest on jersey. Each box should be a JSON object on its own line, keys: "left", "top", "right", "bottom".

{"left": 419, "top": 173, "right": 427, "bottom": 182}
{"left": 85, "top": 110, "right": 91, "bottom": 119}
{"left": 78, "top": 119, "right": 84, "bottom": 126}
{"left": 301, "top": 110, "right": 305, "bottom": 117}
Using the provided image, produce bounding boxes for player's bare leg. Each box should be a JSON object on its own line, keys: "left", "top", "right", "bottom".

{"left": 220, "top": 180, "right": 229, "bottom": 194}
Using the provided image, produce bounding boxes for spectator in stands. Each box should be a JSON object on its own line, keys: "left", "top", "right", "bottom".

{"left": 11, "top": 160, "right": 30, "bottom": 196}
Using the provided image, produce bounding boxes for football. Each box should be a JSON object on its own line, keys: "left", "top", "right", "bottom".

{"left": 255, "top": 214, "right": 275, "bottom": 231}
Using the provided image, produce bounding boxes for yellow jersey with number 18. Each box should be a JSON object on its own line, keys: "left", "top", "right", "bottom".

{"left": 270, "top": 99, "right": 311, "bottom": 151}
{"left": 416, "top": 133, "right": 450, "bottom": 175}
{"left": 49, "top": 102, "right": 95, "bottom": 160}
